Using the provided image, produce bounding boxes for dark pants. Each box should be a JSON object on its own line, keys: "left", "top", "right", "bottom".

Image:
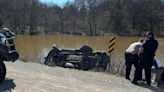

{"left": 132, "top": 54, "right": 154, "bottom": 84}
{"left": 125, "top": 52, "right": 139, "bottom": 79}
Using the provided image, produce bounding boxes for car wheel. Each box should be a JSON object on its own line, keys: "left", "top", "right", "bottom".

{"left": 80, "top": 45, "right": 93, "bottom": 54}
{"left": 0, "top": 60, "right": 6, "bottom": 84}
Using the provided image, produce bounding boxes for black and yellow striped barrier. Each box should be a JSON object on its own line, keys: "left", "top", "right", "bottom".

{"left": 108, "top": 37, "right": 115, "bottom": 54}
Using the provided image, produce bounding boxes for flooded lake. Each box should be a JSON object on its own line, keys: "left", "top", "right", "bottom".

{"left": 14, "top": 34, "right": 164, "bottom": 64}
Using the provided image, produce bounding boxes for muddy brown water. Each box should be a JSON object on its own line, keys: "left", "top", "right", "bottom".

{"left": 14, "top": 34, "right": 164, "bottom": 64}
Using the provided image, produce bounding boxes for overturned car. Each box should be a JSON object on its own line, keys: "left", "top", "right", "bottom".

{"left": 44, "top": 44, "right": 110, "bottom": 71}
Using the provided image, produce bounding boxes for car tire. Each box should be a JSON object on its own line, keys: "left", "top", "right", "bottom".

{"left": 80, "top": 45, "right": 93, "bottom": 54}
{"left": 0, "top": 60, "right": 6, "bottom": 84}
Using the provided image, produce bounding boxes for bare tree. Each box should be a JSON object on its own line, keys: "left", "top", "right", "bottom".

{"left": 86, "top": 0, "right": 100, "bottom": 35}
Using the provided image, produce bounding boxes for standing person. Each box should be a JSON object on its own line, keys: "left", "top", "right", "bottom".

{"left": 132, "top": 31, "right": 158, "bottom": 85}
{"left": 125, "top": 38, "right": 144, "bottom": 80}
{"left": 151, "top": 59, "right": 164, "bottom": 83}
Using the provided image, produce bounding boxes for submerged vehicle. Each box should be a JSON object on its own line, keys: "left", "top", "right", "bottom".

{"left": 0, "top": 30, "right": 19, "bottom": 83}
{"left": 44, "top": 44, "right": 110, "bottom": 71}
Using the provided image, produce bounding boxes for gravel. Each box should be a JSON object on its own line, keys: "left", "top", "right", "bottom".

{"left": 0, "top": 60, "right": 163, "bottom": 92}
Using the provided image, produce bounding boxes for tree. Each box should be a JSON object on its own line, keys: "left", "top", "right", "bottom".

{"left": 86, "top": 0, "right": 100, "bottom": 35}
{"left": 78, "top": 0, "right": 87, "bottom": 33}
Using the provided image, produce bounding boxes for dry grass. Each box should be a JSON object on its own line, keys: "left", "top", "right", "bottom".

{"left": 105, "top": 54, "right": 137, "bottom": 78}
{"left": 106, "top": 54, "right": 126, "bottom": 76}
{"left": 19, "top": 48, "right": 50, "bottom": 63}
{"left": 19, "top": 53, "right": 45, "bottom": 64}
{"left": 19, "top": 54, "right": 37, "bottom": 62}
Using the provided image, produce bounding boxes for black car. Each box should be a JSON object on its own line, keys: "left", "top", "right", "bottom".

{"left": 44, "top": 44, "right": 110, "bottom": 71}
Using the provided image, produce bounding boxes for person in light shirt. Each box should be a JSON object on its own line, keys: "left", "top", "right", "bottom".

{"left": 125, "top": 38, "right": 144, "bottom": 80}
{"left": 151, "top": 59, "right": 164, "bottom": 83}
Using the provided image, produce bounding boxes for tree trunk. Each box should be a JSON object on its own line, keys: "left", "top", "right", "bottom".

{"left": 139, "top": 22, "right": 143, "bottom": 36}
{"left": 73, "top": 19, "right": 76, "bottom": 33}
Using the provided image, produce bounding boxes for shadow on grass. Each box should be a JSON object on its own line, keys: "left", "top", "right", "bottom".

{"left": 0, "top": 78, "right": 16, "bottom": 92}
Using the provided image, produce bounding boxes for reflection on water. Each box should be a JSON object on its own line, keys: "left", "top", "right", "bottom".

{"left": 14, "top": 34, "right": 164, "bottom": 64}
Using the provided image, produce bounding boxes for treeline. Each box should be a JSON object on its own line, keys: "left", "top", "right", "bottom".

{"left": 0, "top": 0, "right": 164, "bottom": 36}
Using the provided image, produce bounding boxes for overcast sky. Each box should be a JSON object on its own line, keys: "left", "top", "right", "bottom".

{"left": 40, "top": 0, "right": 74, "bottom": 4}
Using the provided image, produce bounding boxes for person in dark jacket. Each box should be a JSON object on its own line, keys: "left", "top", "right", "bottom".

{"left": 132, "top": 31, "right": 158, "bottom": 85}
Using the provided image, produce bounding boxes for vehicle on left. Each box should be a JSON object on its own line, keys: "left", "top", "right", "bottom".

{"left": 0, "top": 28, "right": 19, "bottom": 83}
